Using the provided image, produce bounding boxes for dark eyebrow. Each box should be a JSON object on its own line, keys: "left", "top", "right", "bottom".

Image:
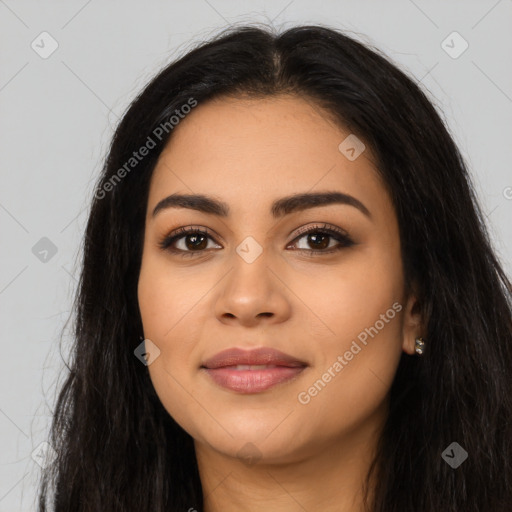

{"left": 152, "top": 191, "right": 371, "bottom": 220}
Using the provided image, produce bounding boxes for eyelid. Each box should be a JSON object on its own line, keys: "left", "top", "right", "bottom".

{"left": 291, "top": 222, "right": 350, "bottom": 240}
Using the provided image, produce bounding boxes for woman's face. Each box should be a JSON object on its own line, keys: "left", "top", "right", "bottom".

{"left": 137, "top": 94, "right": 421, "bottom": 463}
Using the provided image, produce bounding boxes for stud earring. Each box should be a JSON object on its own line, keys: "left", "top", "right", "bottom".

{"left": 415, "top": 337, "right": 426, "bottom": 355}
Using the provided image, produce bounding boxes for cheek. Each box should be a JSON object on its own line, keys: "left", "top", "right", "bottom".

{"left": 138, "top": 261, "right": 204, "bottom": 437}
{"left": 296, "top": 310, "right": 403, "bottom": 442}
{"left": 290, "top": 245, "right": 403, "bottom": 348}
{"left": 137, "top": 253, "right": 208, "bottom": 400}
{"left": 138, "top": 253, "right": 204, "bottom": 340}
{"left": 291, "top": 246, "right": 404, "bottom": 427}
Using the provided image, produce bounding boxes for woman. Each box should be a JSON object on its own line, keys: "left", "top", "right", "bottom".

{"left": 38, "top": 24, "right": 512, "bottom": 511}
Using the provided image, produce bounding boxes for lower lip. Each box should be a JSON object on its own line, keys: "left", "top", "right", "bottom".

{"left": 202, "top": 366, "right": 306, "bottom": 393}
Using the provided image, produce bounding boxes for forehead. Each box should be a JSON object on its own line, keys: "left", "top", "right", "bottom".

{"left": 147, "top": 95, "right": 390, "bottom": 220}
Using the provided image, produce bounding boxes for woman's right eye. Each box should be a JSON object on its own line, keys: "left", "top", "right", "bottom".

{"left": 158, "top": 227, "right": 220, "bottom": 257}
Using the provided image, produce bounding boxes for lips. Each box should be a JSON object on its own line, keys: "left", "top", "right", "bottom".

{"left": 201, "top": 347, "right": 307, "bottom": 369}
{"left": 201, "top": 347, "right": 308, "bottom": 393}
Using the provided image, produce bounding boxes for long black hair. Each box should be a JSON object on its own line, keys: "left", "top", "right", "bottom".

{"left": 38, "top": 23, "right": 512, "bottom": 511}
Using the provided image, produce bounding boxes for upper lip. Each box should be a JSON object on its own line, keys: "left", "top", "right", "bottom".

{"left": 201, "top": 347, "right": 308, "bottom": 369}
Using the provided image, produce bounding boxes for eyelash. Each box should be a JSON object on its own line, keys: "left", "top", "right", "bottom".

{"left": 158, "top": 223, "right": 354, "bottom": 258}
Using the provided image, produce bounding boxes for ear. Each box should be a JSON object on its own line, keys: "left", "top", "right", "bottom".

{"left": 401, "top": 287, "right": 425, "bottom": 355}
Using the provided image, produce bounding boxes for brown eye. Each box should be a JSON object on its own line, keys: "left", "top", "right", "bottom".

{"left": 288, "top": 224, "right": 354, "bottom": 255}
{"left": 181, "top": 233, "right": 208, "bottom": 251}
{"left": 158, "top": 227, "right": 220, "bottom": 256}
{"left": 303, "top": 233, "right": 330, "bottom": 250}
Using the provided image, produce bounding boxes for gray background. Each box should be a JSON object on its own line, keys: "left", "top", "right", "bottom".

{"left": 1, "top": 1, "right": 511, "bottom": 509}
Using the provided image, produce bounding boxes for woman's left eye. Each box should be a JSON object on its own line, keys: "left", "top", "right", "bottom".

{"left": 158, "top": 224, "right": 354, "bottom": 257}
{"left": 289, "top": 226, "right": 354, "bottom": 254}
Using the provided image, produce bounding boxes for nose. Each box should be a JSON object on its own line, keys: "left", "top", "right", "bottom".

{"left": 213, "top": 251, "right": 292, "bottom": 328}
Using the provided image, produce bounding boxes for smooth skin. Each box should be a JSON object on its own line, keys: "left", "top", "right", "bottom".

{"left": 137, "top": 94, "right": 424, "bottom": 512}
